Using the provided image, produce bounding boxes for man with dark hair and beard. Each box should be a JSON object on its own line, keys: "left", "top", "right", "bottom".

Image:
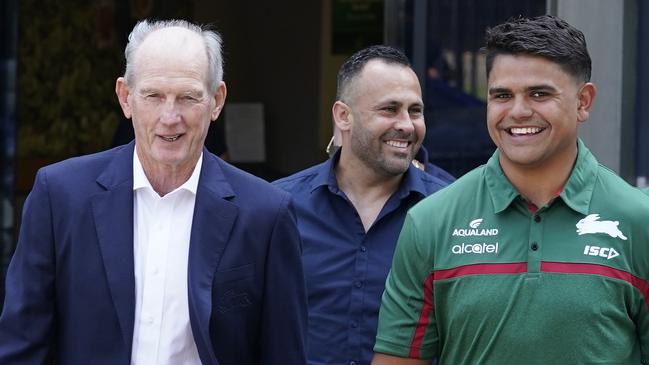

{"left": 273, "top": 45, "right": 449, "bottom": 365}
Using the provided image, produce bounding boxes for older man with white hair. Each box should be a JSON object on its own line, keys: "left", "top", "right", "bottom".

{"left": 0, "top": 19, "right": 307, "bottom": 365}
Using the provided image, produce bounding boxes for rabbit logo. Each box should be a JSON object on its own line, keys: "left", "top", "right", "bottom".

{"left": 576, "top": 214, "right": 627, "bottom": 240}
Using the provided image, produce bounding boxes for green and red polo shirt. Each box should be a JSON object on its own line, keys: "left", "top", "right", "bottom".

{"left": 374, "top": 139, "right": 649, "bottom": 364}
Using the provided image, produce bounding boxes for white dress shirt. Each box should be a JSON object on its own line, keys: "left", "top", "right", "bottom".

{"left": 131, "top": 148, "right": 202, "bottom": 365}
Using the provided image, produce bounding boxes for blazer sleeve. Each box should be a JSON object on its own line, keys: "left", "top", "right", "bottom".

{"left": 258, "top": 194, "right": 308, "bottom": 364}
{"left": 0, "top": 169, "right": 56, "bottom": 363}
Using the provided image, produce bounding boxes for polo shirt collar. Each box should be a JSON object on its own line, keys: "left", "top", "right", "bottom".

{"left": 559, "top": 139, "right": 597, "bottom": 215}
{"left": 310, "top": 147, "right": 428, "bottom": 198}
{"left": 486, "top": 138, "right": 596, "bottom": 215}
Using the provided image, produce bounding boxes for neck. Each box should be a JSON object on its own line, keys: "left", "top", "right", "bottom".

{"left": 335, "top": 150, "right": 403, "bottom": 231}
{"left": 145, "top": 170, "right": 193, "bottom": 196}
{"left": 500, "top": 148, "right": 577, "bottom": 209}
{"left": 137, "top": 151, "right": 197, "bottom": 197}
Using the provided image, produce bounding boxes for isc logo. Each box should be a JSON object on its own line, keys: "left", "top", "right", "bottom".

{"left": 583, "top": 245, "right": 619, "bottom": 260}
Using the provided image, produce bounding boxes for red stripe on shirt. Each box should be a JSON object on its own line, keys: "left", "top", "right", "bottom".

{"left": 541, "top": 261, "right": 649, "bottom": 311}
{"left": 407, "top": 263, "right": 526, "bottom": 357}
{"left": 408, "top": 272, "right": 435, "bottom": 358}
{"left": 433, "top": 262, "right": 528, "bottom": 281}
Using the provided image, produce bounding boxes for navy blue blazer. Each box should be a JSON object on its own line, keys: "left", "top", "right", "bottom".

{"left": 0, "top": 142, "right": 308, "bottom": 364}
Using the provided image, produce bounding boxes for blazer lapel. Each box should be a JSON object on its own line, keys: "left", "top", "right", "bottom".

{"left": 187, "top": 151, "right": 238, "bottom": 364}
{"left": 92, "top": 142, "right": 136, "bottom": 352}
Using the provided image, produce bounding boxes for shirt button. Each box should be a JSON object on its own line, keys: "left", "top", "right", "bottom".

{"left": 534, "top": 215, "right": 541, "bottom": 223}
{"left": 531, "top": 242, "right": 539, "bottom": 251}
{"left": 354, "top": 281, "right": 363, "bottom": 288}
{"left": 350, "top": 321, "right": 358, "bottom": 328}
{"left": 360, "top": 246, "right": 367, "bottom": 252}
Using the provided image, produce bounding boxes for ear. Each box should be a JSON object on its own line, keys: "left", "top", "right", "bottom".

{"left": 332, "top": 100, "right": 353, "bottom": 132}
{"left": 211, "top": 81, "right": 227, "bottom": 121}
{"left": 115, "top": 77, "right": 132, "bottom": 119}
{"left": 576, "top": 82, "right": 596, "bottom": 123}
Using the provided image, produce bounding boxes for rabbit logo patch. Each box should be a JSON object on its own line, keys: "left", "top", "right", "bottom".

{"left": 576, "top": 214, "right": 627, "bottom": 240}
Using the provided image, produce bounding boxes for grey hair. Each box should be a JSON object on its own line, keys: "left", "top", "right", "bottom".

{"left": 123, "top": 19, "right": 224, "bottom": 92}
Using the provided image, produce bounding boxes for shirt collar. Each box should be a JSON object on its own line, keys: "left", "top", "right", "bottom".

{"left": 309, "top": 147, "right": 429, "bottom": 198}
{"left": 559, "top": 138, "right": 597, "bottom": 215}
{"left": 486, "top": 138, "right": 596, "bottom": 215}
{"left": 133, "top": 146, "right": 203, "bottom": 195}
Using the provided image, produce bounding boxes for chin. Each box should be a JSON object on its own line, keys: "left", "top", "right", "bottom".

{"left": 153, "top": 153, "right": 187, "bottom": 167}
{"left": 380, "top": 162, "right": 410, "bottom": 176}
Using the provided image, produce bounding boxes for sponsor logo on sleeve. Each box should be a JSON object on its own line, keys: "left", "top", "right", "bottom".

{"left": 576, "top": 214, "right": 627, "bottom": 240}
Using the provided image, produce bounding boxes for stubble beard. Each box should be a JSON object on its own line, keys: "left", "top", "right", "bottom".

{"left": 350, "top": 129, "right": 414, "bottom": 177}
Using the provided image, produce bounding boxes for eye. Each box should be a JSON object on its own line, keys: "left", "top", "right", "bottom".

{"left": 382, "top": 106, "right": 397, "bottom": 113}
{"left": 409, "top": 107, "right": 423, "bottom": 117}
{"left": 530, "top": 91, "right": 549, "bottom": 98}
{"left": 180, "top": 94, "right": 202, "bottom": 103}
{"left": 492, "top": 93, "right": 511, "bottom": 100}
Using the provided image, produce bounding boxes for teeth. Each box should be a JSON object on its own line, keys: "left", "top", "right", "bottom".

{"left": 510, "top": 127, "right": 542, "bottom": 135}
{"left": 162, "top": 135, "right": 180, "bottom": 142}
{"left": 386, "top": 140, "right": 408, "bottom": 148}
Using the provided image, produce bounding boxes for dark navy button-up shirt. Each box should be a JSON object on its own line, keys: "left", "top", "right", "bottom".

{"left": 273, "top": 151, "right": 449, "bottom": 365}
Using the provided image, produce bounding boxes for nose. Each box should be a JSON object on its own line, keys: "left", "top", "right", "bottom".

{"left": 394, "top": 109, "right": 416, "bottom": 134}
{"left": 159, "top": 98, "right": 182, "bottom": 125}
{"left": 510, "top": 95, "right": 533, "bottom": 120}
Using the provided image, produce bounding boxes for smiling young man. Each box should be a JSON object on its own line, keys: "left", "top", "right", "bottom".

{"left": 0, "top": 20, "right": 307, "bottom": 365}
{"left": 273, "top": 46, "right": 449, "bottom": 365}
{"left": 372, "top": 15, "right": 649, "bottom": 365}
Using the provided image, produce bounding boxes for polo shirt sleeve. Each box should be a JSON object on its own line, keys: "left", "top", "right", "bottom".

{"left": 374, "top": 212, "right": 438, "bottom": 359}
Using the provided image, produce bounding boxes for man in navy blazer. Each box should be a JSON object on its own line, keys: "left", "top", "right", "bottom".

{"left": 0, "top": 19, "right": 307, "bottom": 364}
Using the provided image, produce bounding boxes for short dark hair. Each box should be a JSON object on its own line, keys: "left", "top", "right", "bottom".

{"left": 484, "top": 15, "right": 591, "bottom": 83}
{"left": 336, "top": 45, "right": 411, "bottom": 101}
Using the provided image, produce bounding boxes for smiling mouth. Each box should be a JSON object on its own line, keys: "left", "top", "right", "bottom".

{"left": 161, "top": 135, "right": 181, "bottom": 142}
{"left": 385, "top": 140, "right": 410, "bottom": 148}
{"left": 507, "top": 127, "right": 544, "bottom": 136}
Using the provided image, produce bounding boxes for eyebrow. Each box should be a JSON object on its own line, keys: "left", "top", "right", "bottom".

{"left": 138, "top": 88, "right": 205, "bottom": 97}
{"left": 182, "top": 90, "right": 204, "bottom": 98}
{"left": 375, "top": 100, "right": 424, "bottom": 108}
{"left": 528, "top": 85, "right": 558, "bottom": 93}
{"left": 488, "top": 87, "right": 510, "bottom": 96}
{"left": 139, "top": 88, "right": 159, "bottom": 95}
{"left": 488, "top": 84, "right": 558, "bottom": 95}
